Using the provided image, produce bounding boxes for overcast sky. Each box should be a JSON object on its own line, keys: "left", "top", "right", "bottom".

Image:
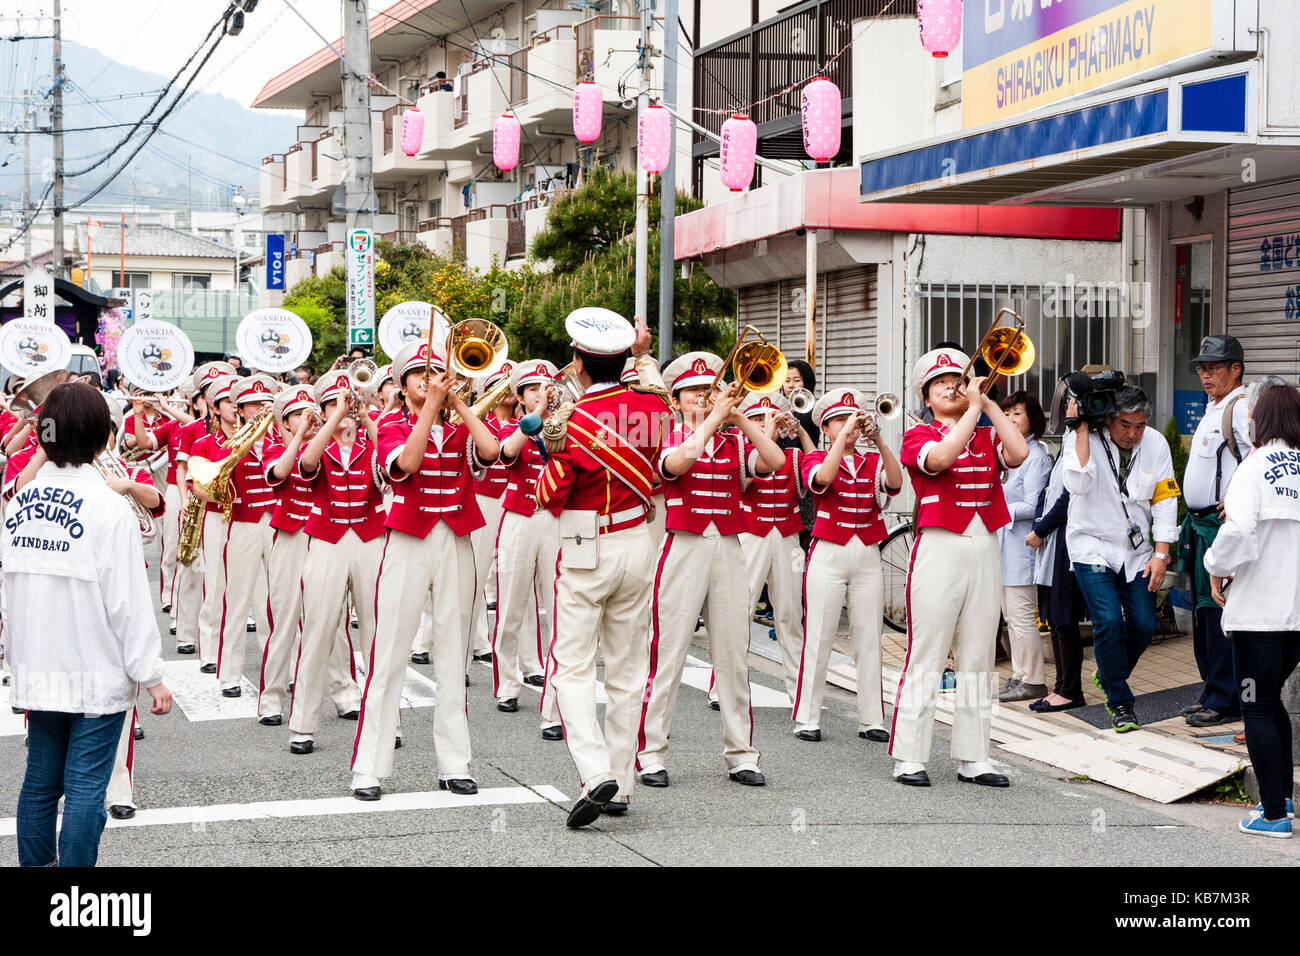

{"left": 59, "top": 0, "right": 409, "bottom": 112}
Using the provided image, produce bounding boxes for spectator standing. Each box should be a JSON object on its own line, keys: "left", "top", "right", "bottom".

{"left": 781, "top": 359, "right": 820, "bottom": 550}
{"left": 996, "top": 391, "right": 1053, "bottom": 702}
{"left": 1204, "top": 379, "right": 1300, "bottom": 839}
{"left": 1177, "top": 335, "right": 1250, "bottom": 727}
{"left": 3, "top": 383, "right": 172, "bottom": 866}
{"left": 1063, "top": 385, "right": 1180, "bottom": 732}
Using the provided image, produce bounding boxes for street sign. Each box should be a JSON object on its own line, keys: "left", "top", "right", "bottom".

{"left": 266, "top": 233, "right": 286, "bottom": 291}
{"left": 134, "top": 289, "right": 153, "bottom": 322}
{"left": 22, "top": 268, "right": 53, "bottom": 322}
{"left": 346, "top": 228, "right": 375, "bottom": 351}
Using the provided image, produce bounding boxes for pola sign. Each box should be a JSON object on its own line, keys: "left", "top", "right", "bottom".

{"left": 346, "top": 228, "right": 375, "bottom": 349}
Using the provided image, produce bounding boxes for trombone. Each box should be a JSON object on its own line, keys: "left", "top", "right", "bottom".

{"left": 443, "top": 319, "right": 511, "bottom": 425}
{"left": 708, "top": 325, "right": 787, "bottom": 406}
{"left": 945, "top": 308, "right": 1036, "bottom": 401}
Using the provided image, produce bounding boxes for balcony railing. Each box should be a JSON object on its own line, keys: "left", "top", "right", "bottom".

{"left": 379, "top": 230, "right": 418, "bottom": 245}
{"left": 691, "top": 0, "right": 914, "bottom": 154}
{"left": 575, "top": 15, "right": 641, "bottom": 79}
{"left": 506, "top": 202, "right": 525, "bottom": 260}
{"left": 449, "top": 215, "right": 467, "bottom": 260}
{"left": 382, "top": 105, "right": 400, "bottom": 153}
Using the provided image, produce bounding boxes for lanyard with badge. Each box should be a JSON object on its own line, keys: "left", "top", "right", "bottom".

{"left": 1096, "top": 431, "right": 1145, "bottom": 550}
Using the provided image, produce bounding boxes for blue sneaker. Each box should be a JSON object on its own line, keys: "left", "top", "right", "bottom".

{"left": 1239, "top": 814, "right": 1293, "bottom": 839}
{"left": 1250, "top": 798, "right": 1295, "bottom": 820}
{"left": 1090, "top": 670, "right": 1114, "bottom": 717}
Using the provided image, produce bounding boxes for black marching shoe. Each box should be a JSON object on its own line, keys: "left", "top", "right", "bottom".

{"left": 394, "top": 736, "right": 403, "bottom": 750}
{"left": 566, "top": 779, "right": 619, "bottom": 829}
{"left": 896, "top": 770, "right": 931, "bottom": 787}
{"left": 639, "top": 769, "right": 670, "bottom": 788}
{"left": 541, "top": 725, "right": 564, "bottom": 741}
{"left": 604, "top": 800, "right": 629, "bottom": 816}
{"left": 200, "top": 663, "right": 217, "bottom": 674}
{"left": 161, "top": 604, "right": 171, "bottom": 615}
{"left": 497, "top": 698, "right": 519, "bottom": 713}
{"left": 708, "top": 700, "right": 720, "bottom": 711}
{"left": 258, "top": 714, "right": 283, "bottom": 726}
{"left": 176, "top": 643, "right": 195, "bottom": 655}
{"left": 958, "top": 770, "right": 1010, "bottom": 788}
{"left": 169, "top": 625, "right": 177, "bottom": 636}
{"left": 523, "top": 674, "right": 545, "bottom": 688}
{"left": 133, "top": 726, "right": 144, "bottom": 741}
{"left": 246, "top": 621, "right": 257, "bottom": 633}
{"left": 439, "top": 778, "right": 478, "bottom": 796}
{"left": 221, "top": 686, "right": 241, "bottom": 698}
{"left": 473, "top": 651, "right": 494, "bottom": 663}
{"left": 485, "top": 601, "right": 496, "bottom": 612}
{"left": 338, "top": 709, "right": 360, "bottom": 721}
{"left": 409, "top": 651, "right": 430, "bottom": 665}
{"left": 729, "top": 769, "right": 766, "bottom": 786}
{"left": 794, "top": 728, "right": 821, "bottom": 742}
{"left": 108, "top": 805, "right": 136, "bottom": 820}
{"left": 289, "top": 739, "right": 313, "bottom": 755}
{"left": 353, "top": 786, "right": 381, "bottom": 801}
{"left": 859, "top": 729, "right": 890, "bottom": 743}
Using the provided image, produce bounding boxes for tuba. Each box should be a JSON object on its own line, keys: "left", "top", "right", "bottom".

{"left": 11, "top": 369, "right": 72, "bottom": 423}
{"left": 177, "top": 409, "right": 275, "bottom": 565}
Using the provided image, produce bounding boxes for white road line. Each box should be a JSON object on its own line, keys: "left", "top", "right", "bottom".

{"left": 0, "top": 785, "right": 572, "bottom": 837}
{"left": 352, "top": 653, "right": 440, "bottom": 708}
{"left": 163, "top": 661, "right": 259, "bottom": 722}
{"left": 0, "top": 683, "right": 26, "bottom": 738}
{"left": 679, "top": 666, "right": 791, "bottom": 708}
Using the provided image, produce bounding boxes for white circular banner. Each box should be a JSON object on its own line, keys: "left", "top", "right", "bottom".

{"left": 0, "top": 318, "right": 72, "bottom": 377}
{"left": 118, "top": 320, "right": 195, "bottom": 392}
{"left": 236, "top": 308, "right": 312, "bottom": 373}
{"left": 379, "top": 301, "right": 449, "bottom": 360}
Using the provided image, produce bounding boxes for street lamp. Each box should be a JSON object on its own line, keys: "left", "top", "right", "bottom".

{"left": 232, "top": 190, "right": 247, "bottom": 297}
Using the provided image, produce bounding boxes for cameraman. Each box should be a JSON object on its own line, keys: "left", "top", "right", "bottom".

{"left": 1063, "top": 384, "right": 1180, "bottom": 732}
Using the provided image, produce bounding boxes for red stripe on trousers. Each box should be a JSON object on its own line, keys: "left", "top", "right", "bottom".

{"left": 351, "top": 531, "right": 391, "bottom": 768}
{"left": 488, "top": 510, "right": 506, "bottom": 697}
{"left": 215, "top": 519, "right": 234, "bottom": 675}
{"left": 887, "top": 532, "right": 924, "bottom": 755}
{"left": 635, "top": 531, "right": 674, "bottom": 770}
{"left": 791, "top": 538, "right": 820, "bottom": 720}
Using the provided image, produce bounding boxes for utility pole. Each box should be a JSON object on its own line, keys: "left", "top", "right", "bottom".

{"left": 657, "top": 0, "right": 678, "bottom": 364}
{"left": 51, "top": 0, "right": 65, "bottom": 279}
{"left": 633, "top": 1, "right": 652, "bottom": 332}
{"left": 342, "top": 0, "right": 376, "bottom": 231}
{"left": 21, "top": 88, "right": 31, "bottom": 266}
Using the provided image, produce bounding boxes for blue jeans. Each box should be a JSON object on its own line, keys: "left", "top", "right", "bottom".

{"left": 17, "top": 710, "right": 127, "bottom": 867}
{"left": 1072, "top": 563, "right": 1157, "bottom": 710}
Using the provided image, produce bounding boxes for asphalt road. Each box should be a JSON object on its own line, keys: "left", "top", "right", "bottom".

{"left": 0, "top": 554, "right": 1294, "bottom": 867}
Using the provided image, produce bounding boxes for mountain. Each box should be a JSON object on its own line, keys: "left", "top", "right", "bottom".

{"left": 1, "top": 39, "right": 299, "bottom": 213}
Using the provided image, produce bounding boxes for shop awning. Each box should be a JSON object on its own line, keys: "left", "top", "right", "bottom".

{"left": 859, "top": 63, "right": 1261, "bottom": 206}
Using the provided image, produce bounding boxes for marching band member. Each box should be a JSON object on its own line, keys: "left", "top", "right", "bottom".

{"left": 623, "top": 359, "right": 668, "bottom": 547}
{"left": 188, "top": 374, "right": 278, "bottom": 696}
{"left": 174, "top": 361, "right": 236, "bottom": 660}
{"left": 793, "top": 389, "right": 901, "bottom": 742}
{"left": 349, "top": 339, "right": 500, "bottom": 801}
{"left": 534, "top": 309, "right": 673, "bottom": 826}
{"left": 635, "top": 352, "right": 784, "bottom": 790}
{"left": 258, "top": 385, "right": 358, "bottom": 726}
{"left": 890, "top": 348, "right": 1028, "bottom": 788}
{"left": 288, "top": 369, "right": 388, "bottom": 755}
{"left": 737, "top": 392, "right": 812, "bottom": 702}
{"left": 126, "top": 385, "right": 194, "bottom": 619}
{"left": 491, "top": 360, "right": 560, "bottom": 732}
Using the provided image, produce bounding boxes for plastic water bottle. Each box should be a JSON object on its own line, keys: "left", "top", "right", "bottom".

{"left": 940, "top": 667, "right": 956, "bottom": 691}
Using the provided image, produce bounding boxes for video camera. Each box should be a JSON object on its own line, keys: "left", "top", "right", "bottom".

{"left": 1057, "top": 366, "right": 1126, "bottom": 430}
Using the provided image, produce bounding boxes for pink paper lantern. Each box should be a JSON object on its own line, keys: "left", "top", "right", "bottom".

{"left": 918, "top": 0, "right": 962, "bottom": 58}
{"left": 572, "top": 80, "right": 602, "bottom": 144}
{"left": 400, "top": 106, "right": 424, "bottom": 156}
{"left": 801, "top": 77, "right": 841, "bottom": 163}
{"left": 493, "top": 113, "right": 521, "bottom": 171}
{"left": 718, "top": 113, "right": 757, "bottom": 192}
{"left": 638, "top": 103, "right": 672, "bottom": 175}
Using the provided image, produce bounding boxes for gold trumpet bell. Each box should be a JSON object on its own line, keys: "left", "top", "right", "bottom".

{"left": 446, "top": 319, "right": 508, "bottom": 378}
{"left": 980, "top": 326, "right": 1035, "bottom": 378}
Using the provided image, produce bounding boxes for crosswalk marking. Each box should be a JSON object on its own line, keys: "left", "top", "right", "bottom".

{"left": 0, "top": 785, "right": 572, "bottom": 837}
{"left": 164, "top": 662, "right": 260, "bottom": 722}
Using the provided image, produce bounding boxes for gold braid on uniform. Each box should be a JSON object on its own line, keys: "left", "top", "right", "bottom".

{"left": 542, "top": 402, "right": 576, "bottom": 454}
{"left": 626, "top": 381, "right": 671, "bottom": 403}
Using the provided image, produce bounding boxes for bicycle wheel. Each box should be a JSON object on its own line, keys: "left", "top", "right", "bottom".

{"left": 878, "top": 520, "right": 915, "bottom": 633}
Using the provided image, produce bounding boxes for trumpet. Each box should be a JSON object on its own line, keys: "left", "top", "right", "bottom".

{"left": 544, "top": 362, "right": 583, "bottom": 416}
{"left": 848, "top": 393, "right": 902, "bottom": 448}
{"left": 789, "top": 387, "right": 815, "bottom": 415}
{"left": 708, "top": 325, "right": 787, "bottom": 406}
{"left": 348, "top": 358, "right": 380, "bottom": 398}
{"left": 945, "top": 308, "right": 1036, "bottom": 402}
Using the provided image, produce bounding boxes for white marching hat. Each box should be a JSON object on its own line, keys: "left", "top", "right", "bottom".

{"left": 661, "top": 351, "right": 722, "bottom": 394}
{"left": 740, "top": 392, "right": 791, "bottom": 418}
{"left": 566, "top": 307, "right": 635, "bottom": 356}
{"left": 229, "top": 374, "right": 278, "bottom": 406}
{"left": 313, "top": 369, "right": 352, "bottom": 405}
{"left": 392, "top": 339, "right": 447, "bottom": 381}
{"left": 103, "top": 391, "right": 124, "bottom": 436}
{"left": 510, "top": 359, "right": 558, "bottom": 394}
{"left": 206, "top": 373, "right": 239, "bottom": 405}
{"left": 913, "top": 347, "right": 969, "bottom": 398}
{"left": 193, "top": 360, "right": 237, "bottom": 394}
{"left": 273, "top": 385, "right": 317, "bottom": 422}
{"left": 811, "top": 387, "right": 866, "bottom": 426}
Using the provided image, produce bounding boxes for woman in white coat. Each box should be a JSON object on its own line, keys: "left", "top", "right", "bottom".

{"left": 1205, "top": 378, "right": 1300, "bottom": 840}
{"left": 996, "top": 392, "right": 1053, "bottom": 702}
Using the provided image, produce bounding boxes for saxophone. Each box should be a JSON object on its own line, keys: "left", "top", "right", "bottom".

{"left": 176, "top": 409, "right": 275, "bottom": 566}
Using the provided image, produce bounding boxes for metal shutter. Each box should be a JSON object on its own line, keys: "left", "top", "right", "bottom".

{"left": 1227, "top": 179, "right": 1300, "bottom": 377}
{"left": 819, "top": 266, "right": 878, "bottom": 396}
{"left": 737, "top": 280, "right": 781, "bottom": 346}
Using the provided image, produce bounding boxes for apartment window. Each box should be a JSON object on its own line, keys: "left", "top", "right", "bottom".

{"left": 913, "top": 281, "right": 1124, "bottom": 428}
{"left": 111, "top": 271, "right": 150, "bottom": 289}
{"left": 428, "top": 198, "right": 442, "bottom": 219}
{"left": 173, "top": 273, "right": 211, "bottom": 290}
